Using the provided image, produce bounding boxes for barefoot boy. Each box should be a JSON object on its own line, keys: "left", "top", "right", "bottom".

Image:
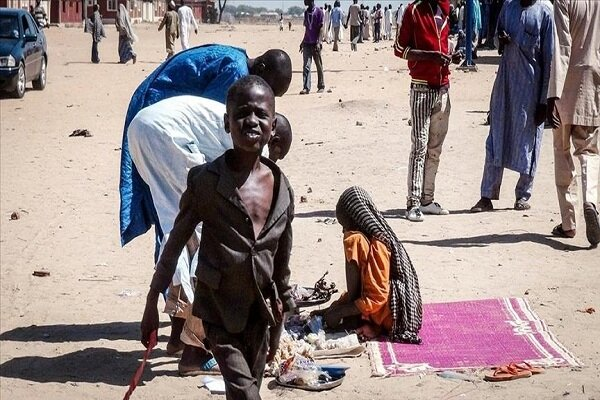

{"left": 141, "top": 76, "right": 295, "bottom": 399}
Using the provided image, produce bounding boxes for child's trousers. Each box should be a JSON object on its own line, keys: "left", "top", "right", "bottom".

{"left": 204, "top": 319, "right": 269, "bottom": 400}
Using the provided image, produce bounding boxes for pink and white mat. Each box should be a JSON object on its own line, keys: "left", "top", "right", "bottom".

{"left": 367, "top": 298, "right": 581, "bottom": 376}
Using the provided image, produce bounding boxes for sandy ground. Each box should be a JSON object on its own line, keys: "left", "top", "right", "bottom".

{"left": 0, "top": 22, "right": 598, "bottom": 400}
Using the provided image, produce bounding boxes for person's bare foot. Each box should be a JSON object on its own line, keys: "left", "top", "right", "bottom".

{"left": 356, "top": 323, "right": 381, "bottom": 341}
{"left": 166, "top": 317, "right": 185, "bottom": 356}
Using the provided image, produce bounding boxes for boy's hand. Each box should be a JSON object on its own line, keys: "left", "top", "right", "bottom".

{"left": 140, "top": 289, "right": 160, "bottom": 348}
{"left": 266, "top": 323, "right": 283, "bottom": 363}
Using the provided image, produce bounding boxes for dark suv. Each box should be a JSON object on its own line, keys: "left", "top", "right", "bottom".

{"left": 0, "top": 8, "right": 48, "bottom": 98}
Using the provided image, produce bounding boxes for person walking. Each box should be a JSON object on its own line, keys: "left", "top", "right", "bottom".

{"left": 547, "top": 0, "right": 600, "bottom": 246}
{"left": 159, "top": 1, "right": 179, "bottom": 59}
{"left": 345, "top": 0, "right": 362, "bottom": 50}
{"left": 300, "top": 0, "right": 325, "bottom": 95}
{"left": 331, "top": 1, "right": 343, "bottom": 51}
{"left": 177, "top": 0, "right": 198, "bottom": 50}
{"left": 115, "top": 4, "right": 137, "bottom": 64}
{"left": 395, "top": 0, "right": 462, "bottom": 221}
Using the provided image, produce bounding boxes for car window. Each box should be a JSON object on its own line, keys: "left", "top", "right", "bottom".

{"left": 26, "top": 14, "right": 40, "bottom": 34}
{"left": 0, "top": 15, "right": 20, "bottom": 39}
{"left": 22, "top": 14, "right": 35, "bottom": 36}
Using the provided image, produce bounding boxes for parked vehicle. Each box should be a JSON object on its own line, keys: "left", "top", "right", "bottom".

{"left": 0, "top": 8, "right": 48, "bottom": 98}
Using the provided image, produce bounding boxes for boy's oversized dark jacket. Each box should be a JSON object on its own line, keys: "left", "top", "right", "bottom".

{"left": 151, "top": 150, "right": 296, "bottom": 333}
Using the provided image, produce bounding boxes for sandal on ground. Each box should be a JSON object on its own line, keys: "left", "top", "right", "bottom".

{"left": 552, "top": 224, "right": 576, "bottom": 239}
{"left": 484, "top": 364, "right": 532, "bottom": 382}
{"left": 510, "top": 362, "right": 544, "bottom": 375}
{"left": 514, "top": 199, "right": 531, "bottom": 211}
{"left": 178, "top": 357, "right": 220, "bottom": 377}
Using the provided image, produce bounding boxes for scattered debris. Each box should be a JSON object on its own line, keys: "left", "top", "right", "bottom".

{"left": 69, "top": 129, "right": 92, "bottom": 138}
{"left": 10, "top": 211, "right": 20, "bottom": 220}
{"left": 356, "top": 121, "right": 363, "bottom": 126}
{"left": 300, "top": 196, "right": 308, "bottom": 203}
{"left": 307, "top": 187, "right": 313, "bottom": 193}
{"left": 338, "top": 98, "right": 342, "bottom": 103}
{"left": 316, "top": 218, "right": 337, "bottom": 225}
{"left": 524, "top": 289, "right": 530, "bottom": 295}
{"left": 32, "top": 270, "right": 50, "bottom": 277}
{"left": 327, "top": 89, "right": 333, "bottom": 93}
{"left": 317, "top": 238, "right": 322, "bottom": 243}
{"left": 576, "top": 307, "right": 595, "bottom": 314}
{"left": 437, "top": 371, "right": 479, "bottom": 382}
{"left": 304, "top": 141, "right": 324, "bottom": 146}
{"left": 118, "top": 289, "right": 141, "bottom": 298}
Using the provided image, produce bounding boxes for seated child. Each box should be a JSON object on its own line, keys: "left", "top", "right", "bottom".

{"left": 321, "top": 186, "right": 423, "bottom": 343}
{"left": 141, "top": 75, "right": 295, "bottom": 399}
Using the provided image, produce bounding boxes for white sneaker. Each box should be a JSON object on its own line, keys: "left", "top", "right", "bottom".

{"left": 406, "top": 207, "right": 424, "bottom": 222}
{"left": 420, "top": 202, "right": 450, "bottom": 215}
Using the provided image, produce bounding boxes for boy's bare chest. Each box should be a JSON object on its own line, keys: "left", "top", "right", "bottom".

{"left": 237, "top": 172, "right": 275, "bottom": 237}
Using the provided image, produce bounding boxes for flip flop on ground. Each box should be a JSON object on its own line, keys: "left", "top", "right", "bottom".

{"left": 510, "top": 361, "right": 544, "bottom": 375}
{"left": 484, "top": 364, "right": 532, "bottom": 382}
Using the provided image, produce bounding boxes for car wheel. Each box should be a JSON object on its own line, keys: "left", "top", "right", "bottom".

{"left": 12, "top": 63, "right": 26, "bottom": 99}
{"left": 32, "top": 57, "right": 47, "bottom": 90}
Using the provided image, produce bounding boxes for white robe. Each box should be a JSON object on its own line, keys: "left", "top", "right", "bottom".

{"left": 177, "top": 5, "right": 198, "bottom": 50}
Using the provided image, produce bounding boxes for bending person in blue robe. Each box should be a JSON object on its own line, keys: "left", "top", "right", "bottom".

{"left": 119, "top": 44, "right": 292, "bottom": 249}
{"left": 471, "top": 0, "right": 553, "bottom": 213}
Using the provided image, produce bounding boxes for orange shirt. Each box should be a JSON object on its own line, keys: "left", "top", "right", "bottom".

{"left": 343, "top": 231, "right": 393, "bottom": 331}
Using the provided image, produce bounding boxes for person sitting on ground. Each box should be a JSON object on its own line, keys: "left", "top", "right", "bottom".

{"left": 141, "top": 76, "right": 296, "bottom": 399}
{"left": 318, "top": 186, "right": 423, "bottom": 343}
{"left": 128, "top": 95, "right": 293, "bottom": 375}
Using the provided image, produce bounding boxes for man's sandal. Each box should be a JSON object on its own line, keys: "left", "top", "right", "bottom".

{"left": 178, "top": 357, "right": 220, "bottom": 377}
{"left": 552, "top": 224, "right": 576, "bottom": 238}
{"left": 484, "top": 364, "right": 532, "bottom": 382}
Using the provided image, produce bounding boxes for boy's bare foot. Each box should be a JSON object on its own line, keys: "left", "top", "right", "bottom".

{"left": 167, "top": 317, "right": 185, "bottom": 356}
{"left": 178, "top": 345, "right": 220, "bottom": 376}
{"left": 356, "top": 323, "right": 381, "bottom": 341}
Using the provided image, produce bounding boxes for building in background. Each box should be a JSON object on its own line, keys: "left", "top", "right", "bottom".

{"left": 0, "top": 0, "right": 213, "bottom": 24}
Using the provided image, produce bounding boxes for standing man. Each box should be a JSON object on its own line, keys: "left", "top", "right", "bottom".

{"left": 331, "top": 0, "right": 343, "bottom": 51}
{"left": 178, "top": 0, "right": 198, "bottom": 51}
{"left": 547, "top": 0, "right": 600, "bottom": 246}
{"left": 395, "top": 0, "right": 461, "bottom": 222}
{"left": 300, "top": 0, "right": 325, "bottom": 95}
{"left": 471, "top": 0, "right": 553, "bottom": 213}
{"left": 87, "top": 4, "right": 106, "bottom": 64}
{"left": 395, "top": 3, "right": 405, "bottom": 34}
{"left": 158, "top": 1, "right": 179, "bottom": 59}
{"left": 345, "top": 0, "right": 362, "bottom": 47}
{"left": 33, "top": 0, "right": 48, "bottom": 28}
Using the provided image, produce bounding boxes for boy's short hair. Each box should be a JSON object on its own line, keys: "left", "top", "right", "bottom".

{"left": 226, "top": 75, "right": 275, "bottom": 114}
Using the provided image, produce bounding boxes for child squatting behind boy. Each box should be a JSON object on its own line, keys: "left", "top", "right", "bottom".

{"left": 141, "top": 75, "right": 295, "bottom": 400}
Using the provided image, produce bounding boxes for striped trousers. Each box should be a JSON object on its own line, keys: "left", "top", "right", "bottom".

{"left": 407, "top": 83, "right": 451, "bottom": 208}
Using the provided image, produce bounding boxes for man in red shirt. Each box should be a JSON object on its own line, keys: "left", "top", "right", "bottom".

{"left": 394, "top": 0, "right": 461, "bottom": 222}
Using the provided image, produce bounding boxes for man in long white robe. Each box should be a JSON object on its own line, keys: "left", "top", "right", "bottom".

{"left": 547, "top": 0, "right": 600, "bottom": 246}
{"left": 177, "top": 0, "right": 198, "bottom": 50}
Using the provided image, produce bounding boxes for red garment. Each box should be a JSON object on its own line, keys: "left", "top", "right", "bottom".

{"left": 394, "top": 0, "right": 451, "bottom": 88}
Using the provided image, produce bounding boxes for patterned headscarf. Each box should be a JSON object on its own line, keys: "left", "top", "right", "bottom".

{"left": 336, "top": 186, "right": 422, "bottom": 343}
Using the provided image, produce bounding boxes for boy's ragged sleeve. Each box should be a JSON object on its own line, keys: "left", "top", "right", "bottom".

{"left": 272, "top": 185, "right": 295, "bottom": 313}
{"left": 394, "top": 5, "right": 414, "bottom": 59}
{"left": 150, "top": 167, "right": 205, "bottom": 293}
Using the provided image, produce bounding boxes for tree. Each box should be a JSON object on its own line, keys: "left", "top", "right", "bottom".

{"left": 218, "top": 0, "right": 228, "bottom": 23}
{"left": 287, "top": 6, "right": 304, "bottom": 17}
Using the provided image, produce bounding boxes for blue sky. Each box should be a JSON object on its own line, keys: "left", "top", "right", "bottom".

{"left": 225, "top": 1, "right": 408, "bottom": 11}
